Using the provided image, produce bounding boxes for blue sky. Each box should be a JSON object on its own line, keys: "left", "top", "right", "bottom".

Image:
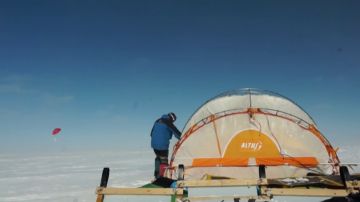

{"left": 0, "top": 1, "right": 359, "bottom": 153}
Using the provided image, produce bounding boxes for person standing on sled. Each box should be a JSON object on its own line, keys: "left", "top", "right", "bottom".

{"left": 151, "top": 112, "right": 181, "bottom": 179}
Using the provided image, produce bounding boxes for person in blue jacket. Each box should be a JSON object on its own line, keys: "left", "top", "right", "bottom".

{"left": 151, "top": 112, "right": 181, "bottom": 179}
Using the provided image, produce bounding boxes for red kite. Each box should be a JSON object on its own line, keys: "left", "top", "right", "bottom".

{"left": 52, "top": 128, "right": 62, "bottom": 136}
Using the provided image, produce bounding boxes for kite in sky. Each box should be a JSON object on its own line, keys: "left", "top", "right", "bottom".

{"left": 52, "top": 128, "right": 62, "bottom": 136}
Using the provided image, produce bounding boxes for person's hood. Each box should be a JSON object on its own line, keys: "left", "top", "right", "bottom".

{"left": 161, "top": 114, "right": 171, "bottom": 120}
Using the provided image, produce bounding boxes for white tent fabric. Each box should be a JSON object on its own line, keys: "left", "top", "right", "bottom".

{"left": 168, "top": 89, "right": 339, "bottom": 180}
{"left": 183, "top": 89, "right": 315, "bottom": 133}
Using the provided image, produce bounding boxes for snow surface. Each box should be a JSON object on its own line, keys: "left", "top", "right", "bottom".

{"left": 0, "top": 146, "right": 359, "bottom": 202}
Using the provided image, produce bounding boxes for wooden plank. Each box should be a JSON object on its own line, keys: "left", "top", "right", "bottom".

{"left": 96, "top": 187, "right": 183, "bottom": 196}
{"left": 95, "top": 194, "right": 104, "bottom": 202}
{"left": 185, "top": 195, "right": 270, "bottom": 201}
{"left": 266, "top": 188, "right": 350, "bottom": 197}
{"left": 177, "top": 179, "right": 268, "bottom": 187}
{"left": 346, "top": 180, "right": 360, "bottom": 189}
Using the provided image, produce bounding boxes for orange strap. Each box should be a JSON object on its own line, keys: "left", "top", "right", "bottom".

{"left": 192, "top": 158, "right": 249, "bottom": 167}
{"left": 192, "top": 157, "right": 318, "bottom": 167}
{"left": 256, "top": 157, "right": 319, "bottom": 167}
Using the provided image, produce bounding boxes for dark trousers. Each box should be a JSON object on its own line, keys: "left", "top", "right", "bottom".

{"left": 153, "top": 149, "right": 169, "bottom": 178}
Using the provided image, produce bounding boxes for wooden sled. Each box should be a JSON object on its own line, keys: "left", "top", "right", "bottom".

{"left": 95, "top": 165, "right": 360, "bottom": 202}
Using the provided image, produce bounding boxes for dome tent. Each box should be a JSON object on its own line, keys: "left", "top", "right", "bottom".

{"left": 168, "top": 89, "right": 340, "bottom": 180}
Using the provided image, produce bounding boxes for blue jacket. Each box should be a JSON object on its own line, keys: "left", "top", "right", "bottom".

{"left": 151, "top": 114, "right": 181, "bottom": 150}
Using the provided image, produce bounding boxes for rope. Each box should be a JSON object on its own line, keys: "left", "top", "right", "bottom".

{"left": 211, "top": 115, "right": 222, "bottom": 157}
